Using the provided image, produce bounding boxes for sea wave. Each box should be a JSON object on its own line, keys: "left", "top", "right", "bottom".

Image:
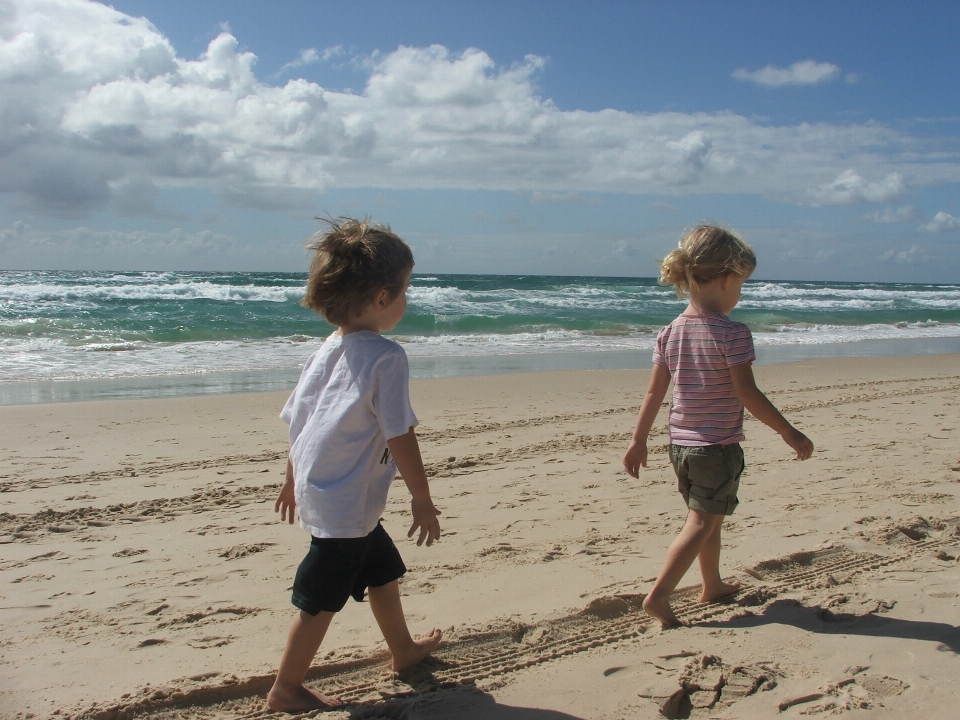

{"left": 742, "top": 283, "right": 960, "bottom": 310}
{"left": 3, "top": 271, "right": 960, "bottom": 385}
{"left": 0, "top": 280, "right": 305, "bottom": 305}
{"left": 3, "top": 321, "right": 960, "bottom": 383}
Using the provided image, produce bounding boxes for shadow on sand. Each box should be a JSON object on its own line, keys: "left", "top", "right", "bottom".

{"left": 348, "top": 685, "right": 585, "bottom": 719}
{"left": 702, "top": 598, "right": 960, "bottom": 653}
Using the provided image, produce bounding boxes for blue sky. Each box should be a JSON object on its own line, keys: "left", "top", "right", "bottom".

{"left": 1, "top": 0, "right": 959, "bottom": 281}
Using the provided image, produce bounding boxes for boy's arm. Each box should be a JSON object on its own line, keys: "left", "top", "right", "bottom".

{"left": 275, "top": 457, "right": 297, "bottom": 524}
{"left": 387, "top": 427, "right": 441, "bottom": 547}
{"left": 622, "top": 363, "right": 672, "bottom": 478}
{"left": 729, "top": 362, "right": 814, "bottom": 460}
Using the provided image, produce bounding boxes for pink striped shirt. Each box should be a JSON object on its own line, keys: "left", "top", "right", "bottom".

{"left": 652, "top": 313, "right": 755, "bottom": 446}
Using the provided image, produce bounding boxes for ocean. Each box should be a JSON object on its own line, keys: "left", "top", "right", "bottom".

{"left": 2, "top": 270, "right": 960, "bottom": 404}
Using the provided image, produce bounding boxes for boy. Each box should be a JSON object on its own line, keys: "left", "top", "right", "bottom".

{"left": 267, "top": 218, "right": 442, "bottom": 712}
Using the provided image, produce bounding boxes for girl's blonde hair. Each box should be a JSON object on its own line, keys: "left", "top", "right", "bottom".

{"left": 302, "top": 217, "right": 413, "bottom": 327}
{"left": 659, "top": 225, "right": 756, "bottom": 298}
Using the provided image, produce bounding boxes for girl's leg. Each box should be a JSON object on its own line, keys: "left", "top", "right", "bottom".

{"left": 697, "top": 516, "right": 740, "bottom": 602}
{"left": 267, "top": 610, "right": 340, "bottom": 711}
{"left": 643, "top": 510, "right": 723, "bottom": 628}
{"left": 367, "top": 580, "right": 442, "bottom": 671}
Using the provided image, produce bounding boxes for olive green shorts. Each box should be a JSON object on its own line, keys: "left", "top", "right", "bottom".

{"left": 669, "top": 442, "right": 745, "bottom": 516}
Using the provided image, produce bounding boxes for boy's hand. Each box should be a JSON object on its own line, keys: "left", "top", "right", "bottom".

{"left": 275, "top": 459, "right": 297, "bottom": 524}
{"left": 622, "top": 439, "right": 648, "bottom": 478}
{"left": 782, "top": 427, "right": 814, "bottom": 461}
{"left": 408, "top": 497, "right": 441, "bottom": 547}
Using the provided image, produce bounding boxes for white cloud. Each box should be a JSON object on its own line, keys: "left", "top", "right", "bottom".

{"left": 0, "top": 221, "right": 310, "bottom": 270}
{"left": 922, "top": 211, "right": 960, "bottom": 232}
{"left": 881, "top": 245, "right": 932, "bottom": 264}
{"left": 650, "top": 201, "right": 679, "bottom": 212}
{"left": 0, "top": 224, "right": 234, "bottom": 259}
{"left": 808, "top": 170, "right": 906, "bottom": 205}
{"left": 529, "top": 191, "right": 600, "bottom": 205}
{"left": 0, "top": 1, "right": 957, "bottom": 218}
{"left": 863, "top": 204, "right": 917, "bottom": 224}
{"left": 275, "top": 48, "right": 321, "bottom": 77}
{"left": 322, "top": 45, "right": 345, "bottom": 62}
{"left": 733, "top": 60, "right": 841, "bottom": 87}
{"left": 371, "top": 193, "right": 398, "bottom": 207}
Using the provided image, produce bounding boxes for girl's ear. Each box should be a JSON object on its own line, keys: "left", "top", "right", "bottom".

{"left": 374, "top": 288, "right": 389, "bottom": 308}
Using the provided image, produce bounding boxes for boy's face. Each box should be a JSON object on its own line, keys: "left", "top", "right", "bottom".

{"left": 378, "top": 271, "right": 410, "bottom": 332}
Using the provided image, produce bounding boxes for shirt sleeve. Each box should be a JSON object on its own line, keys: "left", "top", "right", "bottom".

{"left": 373, "top": 347, "right": 419, "bottom": 441}
{"left": 724, "top": 322, "right": 756, "bottom": 367}
{"left": 279, "top": 348, "right": 318, "bottom": 437}
{"left": 279, "top": 389, "right": 296, "bottom": 425}
{"left": 652, "top": 325, "right": 669, "bottom": 366}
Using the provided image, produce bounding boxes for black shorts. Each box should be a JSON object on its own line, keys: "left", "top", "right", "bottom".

{"left": 291, "top": 521, "right": 407, "bottom": 615}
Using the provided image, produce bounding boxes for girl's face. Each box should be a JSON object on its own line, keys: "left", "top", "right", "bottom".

{"left": 719, "top": 273, "right": 749, "bottom": 314}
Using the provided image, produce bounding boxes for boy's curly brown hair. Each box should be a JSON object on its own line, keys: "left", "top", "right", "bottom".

{"left": 302, "top": 217, "right": 413, "bottom": 327}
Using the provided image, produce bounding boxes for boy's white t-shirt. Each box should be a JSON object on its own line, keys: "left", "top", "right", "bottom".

{"left": 280, "top": 330, "right": 418, "bottom": 538}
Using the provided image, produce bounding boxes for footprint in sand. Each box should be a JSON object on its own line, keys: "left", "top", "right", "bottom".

{"left": 217, "top": 542, "right": 275, "bottom": 559}
{"left": 112, "top": 548, "right": 148, "bottom": 557}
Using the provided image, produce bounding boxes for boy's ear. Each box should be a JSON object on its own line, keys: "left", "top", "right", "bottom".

{"left": 374, "top": 288, "right": 390, "bottom": 308}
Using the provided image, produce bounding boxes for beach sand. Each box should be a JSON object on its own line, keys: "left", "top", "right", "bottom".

{"left": 2, "top": 354, "right": 960, "bottom": 719}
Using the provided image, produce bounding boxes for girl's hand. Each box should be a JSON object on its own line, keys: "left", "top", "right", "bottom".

{"left": 622, "top": 440, "right": 648, "bottom": 478}
{"left": 409, "top": 497, "right": 441, "bottom": 547}
{"left": 782, "top": 428, "right": 814, "bottom": 461}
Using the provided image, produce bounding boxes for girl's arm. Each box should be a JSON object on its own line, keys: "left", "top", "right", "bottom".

{"left": 387, "top": 427, "right": 442, "bottom": 546}
{"left": 622, "top": 363, "right": 672, "bottom": 478}
{"left": 729, "top": 362, "right": 813, "bottom": 460}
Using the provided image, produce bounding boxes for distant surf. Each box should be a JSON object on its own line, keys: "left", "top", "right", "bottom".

{"left": 2, "top": 270, "right": 959, "bottom": 403}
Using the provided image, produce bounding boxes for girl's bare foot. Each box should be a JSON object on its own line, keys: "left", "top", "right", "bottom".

{"left": 267, "top": 684, "right": 341, "bottom": 713}
{"left": 642, "top": 593, "right": 685, "bottom": 630}
{"left": 700, "top": 578, "right": 741, "bottom": 603}
{"left": 391, "top": 628, "right": 442, "bottom": 671}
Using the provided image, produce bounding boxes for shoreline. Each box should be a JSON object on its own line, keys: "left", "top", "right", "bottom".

{"left": 3, "top": 335, "right": 960, "bottom": 406}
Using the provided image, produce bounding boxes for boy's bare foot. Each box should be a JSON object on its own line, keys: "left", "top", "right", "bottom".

{"left": 700, "top": 579, "right": 741, "bottom": 603}
{"left": 267, "top": 684, "right": 341, "bottom": 713}
{"left": 642, "top": 593, "right": 685, "bottom": 630}
{"left": 391, "top": 628, "right": 442, "bottom": 671}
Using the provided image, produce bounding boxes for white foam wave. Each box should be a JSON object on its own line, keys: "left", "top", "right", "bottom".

{"left": 742, "top": 283, "right": 960, "bottom": 309}
{"left": 406, "top": 284, "right": 674, "bottom": 316}
{"left": 0, "top": 280, "right": 306, "bottom": 305}
{"left": 3, "top": 321, "right": 960, "bottom": 383}
{"left": 413, "top": 282, "right": 960, "bottom": 315}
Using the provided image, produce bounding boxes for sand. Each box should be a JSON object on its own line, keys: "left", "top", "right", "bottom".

{"left": 2, "top": 354, "right": 959, "bottom": 719}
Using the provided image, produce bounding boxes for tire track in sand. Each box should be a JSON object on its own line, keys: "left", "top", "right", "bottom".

{"left": 68, "top": 520, "right": 957, "bottom": 720}
{"left": 6, "top": 376, "right": 958, "bottom": 496}
{"left": 1, "top": 433, "right": 635, "bottom": 539}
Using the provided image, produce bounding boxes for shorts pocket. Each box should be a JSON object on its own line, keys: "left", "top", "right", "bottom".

{"left": 684, "top": 451, "right": 730, "bottom": 490}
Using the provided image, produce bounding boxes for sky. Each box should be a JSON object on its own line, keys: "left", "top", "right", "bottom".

{"left": 1, "top": 0, "right": 959, "bottom": 281}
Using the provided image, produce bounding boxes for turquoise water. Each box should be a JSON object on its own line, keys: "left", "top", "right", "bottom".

{"left": 2, "top": 271, "right": 959, "bottom": 403}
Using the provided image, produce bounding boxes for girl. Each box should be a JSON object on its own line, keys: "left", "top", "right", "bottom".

{"left": 623, "top": 226, "right": 813, "bottom": 629}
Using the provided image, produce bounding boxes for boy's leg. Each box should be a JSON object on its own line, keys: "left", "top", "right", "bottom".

{"left": 367, "top": 580, "right": 442, "bottom": 671}
{"left": 268, "top": 610, "right": 340, "bottom": 711}
{"left": 697, "top": 516, "right": 740, "bottom": 602}
{"left": 643, "top": 510, "right": 723, "bottom": 628}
